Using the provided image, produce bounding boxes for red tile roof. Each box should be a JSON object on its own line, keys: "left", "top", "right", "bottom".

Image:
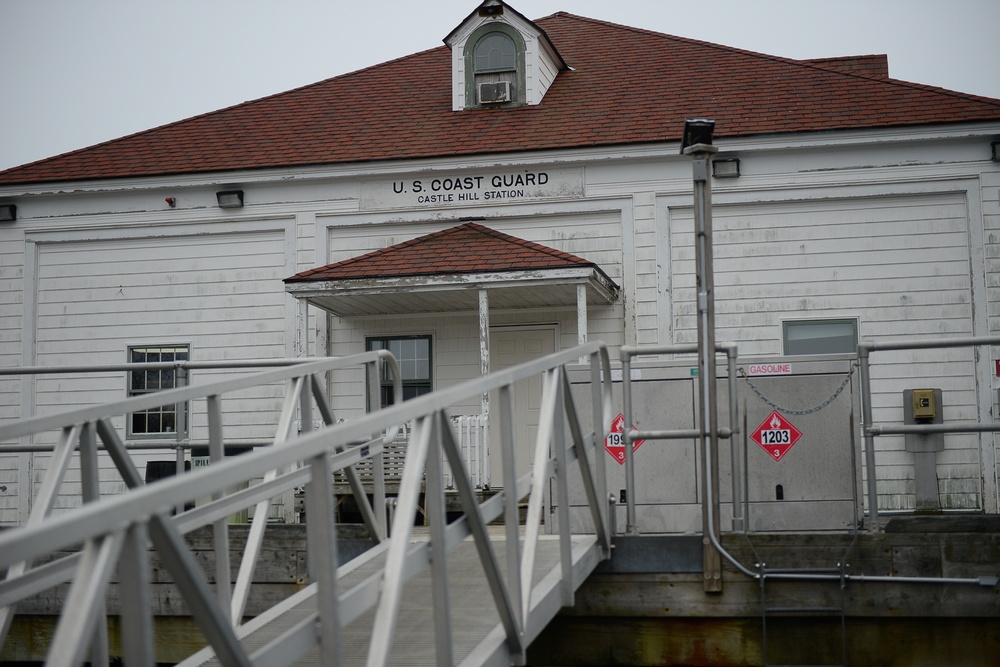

{"left": 3, "top": 12, "right": 999, "bottom": 186}
{"left": 804, "top": 54, "right": 889, "bottom": 79}
{"left": 284, "top": 222, "right": 600, "bottom": 282}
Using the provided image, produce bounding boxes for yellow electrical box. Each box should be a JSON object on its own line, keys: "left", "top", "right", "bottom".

{"left": 912, "top": 388, "right": 936, "bottom": 420}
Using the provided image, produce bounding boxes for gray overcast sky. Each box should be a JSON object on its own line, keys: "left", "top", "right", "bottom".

{"left": 2, "top": 0, "right": 998, "bottom": 172}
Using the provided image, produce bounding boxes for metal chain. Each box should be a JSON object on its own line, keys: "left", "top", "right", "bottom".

{"left": 738, "top": 363, "right": 857, "bottom": 415}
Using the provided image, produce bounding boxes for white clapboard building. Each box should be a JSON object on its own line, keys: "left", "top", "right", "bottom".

{"left": 1, "top": 0, "right": 999, "bottom": 525}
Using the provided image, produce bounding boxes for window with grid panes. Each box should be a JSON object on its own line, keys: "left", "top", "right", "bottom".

{"left": 127, "top": 345, "right": 189, "bottom": 437}
{"left": 366, "top": 336, "right": 431, "bottom": 408}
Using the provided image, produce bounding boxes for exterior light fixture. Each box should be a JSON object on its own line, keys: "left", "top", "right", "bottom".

{"left": 712, "top": 158, "right": 741, "bottom": 178}
{"left": 992, "top": 141, "right": 1000, "bottom": 162}
{"left": 216, "top": 190, "right": 244, "bottom": 209}
{"left": 0, "top": 204, "right": 16, "bottom": 222}
{"left": 680, "top": 118, "right": 716, "bottom": 154}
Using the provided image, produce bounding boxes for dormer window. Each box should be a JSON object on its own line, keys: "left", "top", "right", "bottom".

{"left": 464, "top": 24, "right": 525, "bottom": 108}
{"left": 475, "top": 33, "right": 516, "bottom": 71}
{"left": 446, "top": 1, "right": 567, "bottom": 111}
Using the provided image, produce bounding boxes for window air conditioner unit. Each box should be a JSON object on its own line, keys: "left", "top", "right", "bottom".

{"left": 479, "top": 81, "right": 511, "bottom": 104}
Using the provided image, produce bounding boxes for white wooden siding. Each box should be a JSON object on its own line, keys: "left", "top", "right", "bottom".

{"left": 983, "top": 169, "right": 1000, "bottom": 515}
{"left": 631, "top": 192, "right": 659, "bottom": 346}
{"left": 0, "top": 223, "right": 22, "bottom": 426}
{"left": 531, "top": 36, "right": 562, "bottom": 105}
{"left": 25, "top": 229, "right": 288, "bottom": 517}
{"left": 0, "top": 222, "right": 28, "bottom": 527}
{"left": 670, "top": 192, "right": 980, "bottom": 510}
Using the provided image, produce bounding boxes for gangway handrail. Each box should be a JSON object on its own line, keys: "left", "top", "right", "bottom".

{"left": 0, "top": 351, "right": 403, "bottom": 665}
{"left": 0, "top": 342, "right": 614, "bottom": 666}
{"left": 0, "top": 354, "right": 397, "bottom": 443}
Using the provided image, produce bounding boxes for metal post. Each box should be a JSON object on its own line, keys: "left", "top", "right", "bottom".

{"left": 426, "top": 418, "right": 454, "bottom": 667}
{"left": 858, "top": 346, "right": 880, "bottom": 531}
{"left": 206, "top": 395, "right": 232, "bottom": 625}
{"left": 726, "top": 346, "right": 744, "bottom": 532}
{"left": 368, "top": 360, "right": 388, "bottom": 539}
{"left": 118, "top": 522, "right": 155, "bottom": 666}
{"left": 590, "top": 351, "right": 610, "bottom": 545}
{"left": 304, "top": 451, "right": 342, "bottom": 666}
{"left": 622, "top": 354, "right": 638, "bottom": 534}
{"left": 79, "top": 422, "right": 109, "bottom": 667}
{"left": 683, "top": 119, "right": 723, "bottom": 592}
{"left": 498, "top": 384, "right": 523, "bottom": 641}
{"left": 175, "top": 366, "right": 189, "bottom": 516}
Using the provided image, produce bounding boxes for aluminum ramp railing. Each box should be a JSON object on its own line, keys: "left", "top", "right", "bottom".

{"left": 0, "top": 342, "right": 613, "bottom": 666}
{"left": 0, "top": 351, "right": 402, "bottom": 666}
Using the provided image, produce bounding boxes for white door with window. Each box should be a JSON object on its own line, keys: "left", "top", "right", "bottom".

{"left": 488, "top": 327, "right": 556, "bottom": 487}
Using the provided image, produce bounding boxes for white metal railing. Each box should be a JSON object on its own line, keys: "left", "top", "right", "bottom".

{"left": 0, "top": 352, "right": 402, "bottom": 666}
{"left": 858, "top": 335, "right": 1000, "bottom": 530}
{"left": 337, "top": 414, "right": 487, "bottom": 492}
{"left": 0, "top": 342, "right": 613, "bottom": 666}
{"left": 444, "top": 414, "right": 490, "bottom": 489}
{"left": 617, "top": 341, "right": 998, "bottom": 593}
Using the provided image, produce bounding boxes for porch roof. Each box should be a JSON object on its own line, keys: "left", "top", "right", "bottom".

{"left": 283, "top": 222, "right": 620, "bottom": 317}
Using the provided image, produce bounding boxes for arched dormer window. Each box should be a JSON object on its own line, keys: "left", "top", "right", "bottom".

{"left": 464, "top": 23, "right": 525, "bottom": 108}
{"left": 475, "top": 33, "right": 516, "bottom": 72}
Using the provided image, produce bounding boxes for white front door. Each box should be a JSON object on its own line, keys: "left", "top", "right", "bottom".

{"left": 488, "top": 327, "right": 556, "bottom": 487}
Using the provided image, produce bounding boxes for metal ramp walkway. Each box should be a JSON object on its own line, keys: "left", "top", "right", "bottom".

{"left": 183, "top": 532, "right": 602, "bottom": 667}
{"left": 0, "top": 343, "right": 614, "bottom": 667}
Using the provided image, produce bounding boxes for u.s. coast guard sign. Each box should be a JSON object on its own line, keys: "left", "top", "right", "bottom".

{"left": 361, "top": 167, "right": 584, "bottom": 209}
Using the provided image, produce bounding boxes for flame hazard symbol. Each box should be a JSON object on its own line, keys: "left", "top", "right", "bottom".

{"left": 750, "top": 410, "right": 803, "bottom": 463}
{"left": 604, "top": 413, "right": 645, "bottom": 465}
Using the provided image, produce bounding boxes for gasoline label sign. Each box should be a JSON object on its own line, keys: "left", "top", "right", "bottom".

{"left": 750, "top": 411, "right": 803, "bottom": 462}
{"left": 605, "top": 413, "right": 645, "bottom": 465}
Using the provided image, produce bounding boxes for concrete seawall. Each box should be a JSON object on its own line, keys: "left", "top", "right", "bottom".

{"left": 531, "top": 517, "right": 1000, "bottom": 666}
{"left": 2, "top": 518, "right": 998, "bottom": 665}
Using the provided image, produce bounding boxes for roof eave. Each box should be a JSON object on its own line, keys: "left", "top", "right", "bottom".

{"left": 285, "top": 266, "right": 619, "bottom": 317}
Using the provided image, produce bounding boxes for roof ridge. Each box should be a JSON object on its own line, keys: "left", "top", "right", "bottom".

{"left": 538, "top": 13, "right": 1000, "bottom": 109}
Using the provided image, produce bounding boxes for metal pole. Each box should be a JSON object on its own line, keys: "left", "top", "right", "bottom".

{"left": 622, "top": 354, "right": 638, "bottom": 534}
{"left": 858, "top": 346, "right": 880, "bottom": 532}
{"left": 726, "top": 346, "right": 743, "bottom": 531}
{"left": 687, "top": 138, "right": 722, "bottom": 592}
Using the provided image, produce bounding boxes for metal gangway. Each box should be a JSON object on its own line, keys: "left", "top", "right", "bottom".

{"left": 0, "top": 343, "right": 614, "bottom": 666}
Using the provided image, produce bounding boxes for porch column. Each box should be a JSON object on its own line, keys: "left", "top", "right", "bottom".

{"left": 296, "top": 297, "right": 309, "bottom": 358}
{"left": 479, "top": 289, "right": 490, "bottom": 417}
{"left": 577, "top": 284, "right": 588, "bottom": 346}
